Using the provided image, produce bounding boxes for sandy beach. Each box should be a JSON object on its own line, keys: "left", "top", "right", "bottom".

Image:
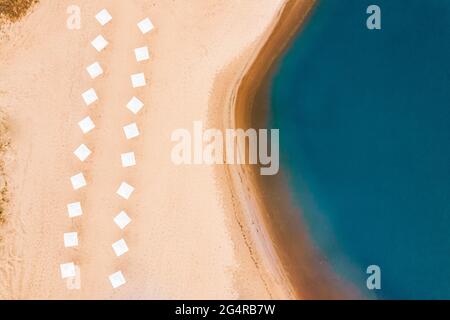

{"left": 0, "top": 0, "right": 318, "bottom": 299}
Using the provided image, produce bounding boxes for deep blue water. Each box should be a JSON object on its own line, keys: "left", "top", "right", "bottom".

{"left": 270, "top": 0, "right": 450, "bottom": 299}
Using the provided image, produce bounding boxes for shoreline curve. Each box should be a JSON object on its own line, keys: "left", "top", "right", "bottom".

{"left": 218, "top": 0, "right": 361, "bottom": 299}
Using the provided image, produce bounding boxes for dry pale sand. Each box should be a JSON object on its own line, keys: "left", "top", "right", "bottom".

{"left": 0, "top": 0, "right": 300, "bottom": 299}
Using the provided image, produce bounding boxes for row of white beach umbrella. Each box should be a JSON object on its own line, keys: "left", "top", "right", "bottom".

{"left": 59, "top": 8, "right": 154, "bottom": 290}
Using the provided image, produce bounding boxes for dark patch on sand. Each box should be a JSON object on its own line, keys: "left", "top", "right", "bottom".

{"left": 0, "top": 111, "right": 10, "bottom": 226}
{"left": 0, "top": 0, "right": 38, "bottom": 24}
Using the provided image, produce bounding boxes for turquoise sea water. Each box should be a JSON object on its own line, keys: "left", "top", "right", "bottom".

{"left": 270, "top": 0, "right": 450, "bottom": 299}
